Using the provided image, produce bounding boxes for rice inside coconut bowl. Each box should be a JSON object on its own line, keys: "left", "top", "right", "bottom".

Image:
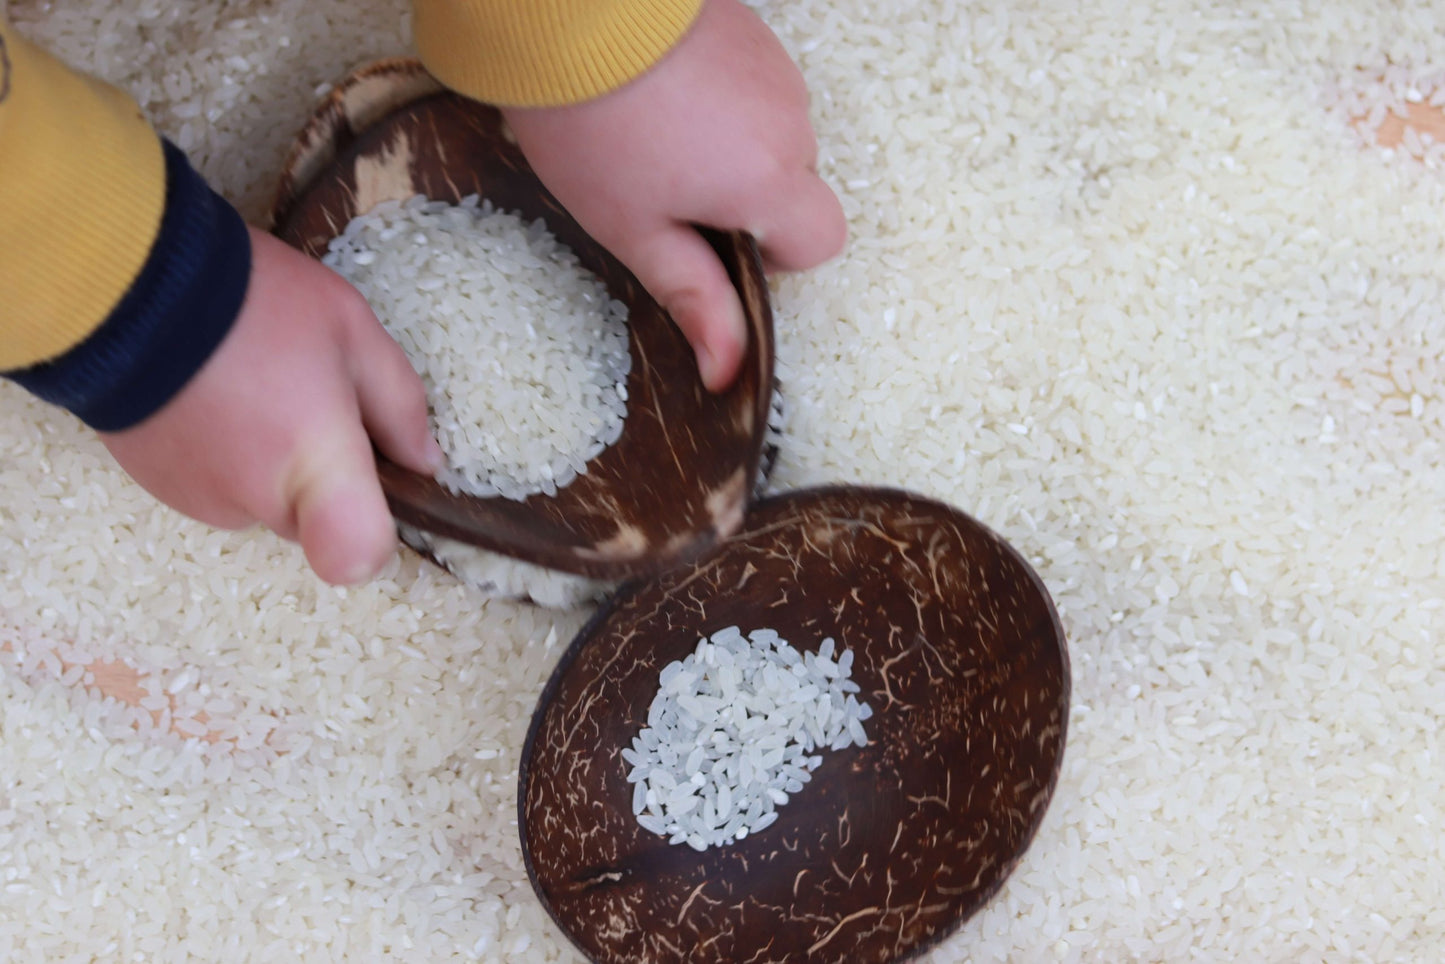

{"left": 3, "top": 0, "right": 1445, "bottom": 961}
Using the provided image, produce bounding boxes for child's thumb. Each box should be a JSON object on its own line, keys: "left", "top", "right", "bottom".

{"left": 289, "top": 421, "right": 398, "bottom": 586}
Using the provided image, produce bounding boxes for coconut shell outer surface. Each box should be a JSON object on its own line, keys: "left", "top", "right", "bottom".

{"left": 270, "top": 59, "right": 776, "bottom": 580}
{"left": 520, "top": 487, "right": 1070, "bottom": 964}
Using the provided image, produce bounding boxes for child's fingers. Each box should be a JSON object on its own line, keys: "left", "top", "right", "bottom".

{"left": 751, "top": 171, "right": 848, "bottom": 273}
{"left": 621, "top": 224, "right": 750, "bottom": 392}
{"left": 286, "top": 416, "right": 398, "bottom": 586}
{"left": 344, "top": 300, "right": 446, "bottom": 476}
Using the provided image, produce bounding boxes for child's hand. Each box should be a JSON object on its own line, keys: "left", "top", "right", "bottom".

{"left": 100, "top": 227, "right": 443, "bottom": 585}
{"left": 502, "top": 0, "right": 846, "bottom": 391}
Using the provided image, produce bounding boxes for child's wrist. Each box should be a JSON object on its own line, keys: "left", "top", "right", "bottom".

{"left": 3, "top": 141, "right": 252, "bottom": 431}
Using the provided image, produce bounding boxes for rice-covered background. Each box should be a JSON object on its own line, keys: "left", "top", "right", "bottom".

{"left": 3, "top": 0, "right": 1444, "bottom": 960}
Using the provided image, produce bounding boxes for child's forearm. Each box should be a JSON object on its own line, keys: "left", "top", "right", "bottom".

{"left": 413, "top": 0, "right": 703, "bottom": 107}
{"left": 0, "top": 18, "right": 251, "bottom": 431}
{"left": 0, "top": 19, "right": 166, "bottom": 372}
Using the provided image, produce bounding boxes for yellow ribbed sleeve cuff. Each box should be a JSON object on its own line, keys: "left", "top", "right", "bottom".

{"left": 412, "top": 0, "right": 703, "bottom": 107}
{"left": 0, "top": 19, "right": 164, "bottom": 370}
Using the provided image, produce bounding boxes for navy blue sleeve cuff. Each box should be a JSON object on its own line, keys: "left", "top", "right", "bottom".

{"left": 3, "top": 140, "right": 252, "bottom": 432}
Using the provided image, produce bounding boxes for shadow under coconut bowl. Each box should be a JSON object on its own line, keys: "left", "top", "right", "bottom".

{"left": 520, "top": 487, "right": 1070, "bottom": 964}
{"left": 269, "top": 59, "right": 776, "bottom": 581}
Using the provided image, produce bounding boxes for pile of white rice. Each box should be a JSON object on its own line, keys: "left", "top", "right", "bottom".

{"left": 624, "top": 628, "right": 871, "bottom": 851}
{"left": 323, "top": 195, "right": 631, "bottom": 502}
{"left": 3, "top": 0, "right": 1445, "bottom": 960}
{"left": 322, "top": 196, "right": 630, "bottom": 608}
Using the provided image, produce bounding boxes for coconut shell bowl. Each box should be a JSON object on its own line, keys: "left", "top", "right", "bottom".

{"left": 273, "top": 62, "right": 1069, "bottom": 964}
{"left": 269, "top": 58, "right": 775, "bottom": 581}
{"left": 520, "top": 487, "right": 1070, "bottom": 963}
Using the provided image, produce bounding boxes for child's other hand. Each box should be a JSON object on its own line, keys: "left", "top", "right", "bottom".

{"left": 502, "top": 0, "right": 846, "bottom": 391}
{"left": 100, "top": 227, "right": 443, "bottom": 585}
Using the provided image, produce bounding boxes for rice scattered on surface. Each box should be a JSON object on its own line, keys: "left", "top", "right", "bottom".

{"left": 624, "top": 628, "right": 870, "bottom": 851}
{"left": 323, "top": 195, "right": 631, "bottom": 501}
{"left": 4, "top": 0, "right": 1445, "bottom": 960}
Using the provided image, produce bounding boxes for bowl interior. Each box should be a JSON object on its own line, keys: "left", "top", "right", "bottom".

{"left": 270, "top": 60, "right": 776, "bottom": 579}
{"left": 519, "top": 486, "right": 1070, "bottom": 964}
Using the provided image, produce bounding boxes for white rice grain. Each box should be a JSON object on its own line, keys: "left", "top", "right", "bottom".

{"left": 625, "top": 628, "right": 870, "bottom": 850}
{"left": 322, "top": 196, "right": 631, "bottom": 503}
{"left": 2, "top": 0, "right": 1445, "bottom": 960}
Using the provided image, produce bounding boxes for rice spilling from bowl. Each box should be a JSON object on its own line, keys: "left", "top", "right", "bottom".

{"left": 395, "top": 522, "right": 612, "bottom": 609}
{"left": 623, "top": 627, "right": 872, "bottom": 851}
{"left": 322, "top": 195, "right": 631, "bottom": 501}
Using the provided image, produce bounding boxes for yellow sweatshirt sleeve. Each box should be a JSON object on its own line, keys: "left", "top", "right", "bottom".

{"left": 0, "top": 18, "right": 165, "bottom": 370}
{"left": 412, "top": 0, "right": 703, "bottom": 108}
